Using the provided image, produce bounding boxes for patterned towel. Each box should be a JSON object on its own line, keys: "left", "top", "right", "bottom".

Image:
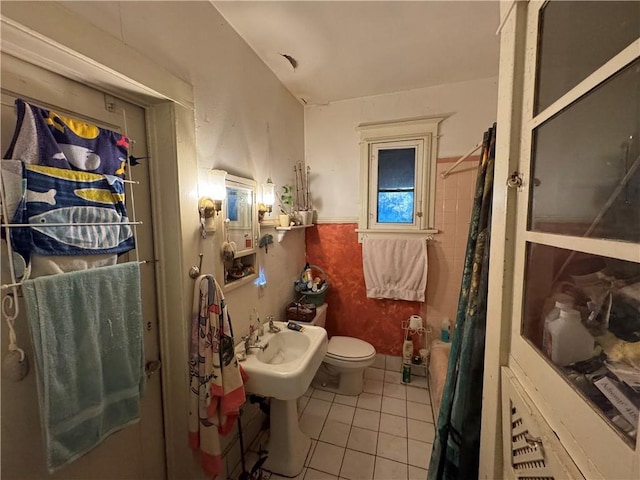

{"left": 4, "top": 99, "right": 129, "bottom": 177}
{"left": 189, "top": 275, "right": 247, "bottom": 478}
{"left": 10, "top": 165, "right": 134, "bottom": 261}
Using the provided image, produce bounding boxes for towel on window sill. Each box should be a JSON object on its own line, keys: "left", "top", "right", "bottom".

{"left": 362, "top": 237, "right": 428, "bottom": 302}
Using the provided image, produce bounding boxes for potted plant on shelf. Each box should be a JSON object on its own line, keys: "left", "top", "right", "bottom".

{"left": 278, "top": 184, "right": 295, "bottom": 227}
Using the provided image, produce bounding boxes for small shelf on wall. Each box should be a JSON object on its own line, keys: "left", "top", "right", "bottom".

{"left": 275, "top": 224, "right": 314, "bottom": 242}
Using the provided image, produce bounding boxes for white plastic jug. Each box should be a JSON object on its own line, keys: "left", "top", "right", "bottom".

{"left": 547, "top": 309, "right": 594, "bottom": 366}
{"left": 542, "top": 294, "right": 574, "bottom": 358}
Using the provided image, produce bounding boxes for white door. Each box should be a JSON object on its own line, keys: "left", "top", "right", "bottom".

{"left": 504, "top": 2, "right": 639, "bottom": 478}
{"left": 0, "top": 53, "right": 166, "bottom": 479}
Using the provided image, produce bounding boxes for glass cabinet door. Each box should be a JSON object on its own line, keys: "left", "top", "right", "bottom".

{"left": 509, "top": 1, "right": 640, "bottom": 477}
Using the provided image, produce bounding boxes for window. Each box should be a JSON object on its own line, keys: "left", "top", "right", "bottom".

{"left": 357, "top": 117, "right": 441, "bottom": 238}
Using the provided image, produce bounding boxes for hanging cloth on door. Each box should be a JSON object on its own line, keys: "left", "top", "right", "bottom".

{"left": 4, "top": 99, "right": 130, "bottom": 177}
{"left": 189, "top": 275, "right": 247, "bottom": 479}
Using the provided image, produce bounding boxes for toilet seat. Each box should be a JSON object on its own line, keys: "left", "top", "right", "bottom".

{"left": 326, "top": 336, "right": 376, "bottom": 362}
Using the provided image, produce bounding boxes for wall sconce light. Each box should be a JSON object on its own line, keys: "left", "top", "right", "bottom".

{"left": 258, "top": 177, "right": 275, "bottom": 222}
{"left": 198, "top": 169, "right": 227, "bottom": 235}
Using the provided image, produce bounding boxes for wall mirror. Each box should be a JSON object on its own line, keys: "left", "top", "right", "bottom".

{"left": 223, "top": 174, "right": 258, "bottom": 289}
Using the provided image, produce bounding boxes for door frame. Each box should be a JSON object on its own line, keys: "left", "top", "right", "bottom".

{"left": 478, "top": 1, "right": 528, "bottom": 478}
{"left": 1, "top": 4, "right": 200, "bottom": 478}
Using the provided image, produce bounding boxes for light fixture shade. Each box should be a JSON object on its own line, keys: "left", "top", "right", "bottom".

{"left": 209, "top": 169, "right": 227, "bottom": 200}
{"left": 262, "top": 178, "right": 276, "bottom": 206}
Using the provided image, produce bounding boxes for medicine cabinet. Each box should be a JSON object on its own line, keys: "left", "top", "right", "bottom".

{"left": 493, "top": 1, "right": 639, "bottom": 478}
{"left": 223, "top": 175, "right": 258, "bottom": 290}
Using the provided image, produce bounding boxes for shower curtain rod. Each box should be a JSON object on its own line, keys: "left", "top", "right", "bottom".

{"left": 441, "top": 142, "right": 483, "bottom": 179}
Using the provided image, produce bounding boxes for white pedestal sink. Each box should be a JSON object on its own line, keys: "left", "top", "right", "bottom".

{"left": 236, "top": 322, "right": 327, "bottom": 477}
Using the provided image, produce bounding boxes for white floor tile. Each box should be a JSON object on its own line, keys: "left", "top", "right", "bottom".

{"left": 407, "top": 401, "right": 431, "bottom": 422}
{"left": 356, "top": 393, "right": 382, "bottom": 412}
{"left": 385, "top": 356, "right": 402, "bottom": 372}
{"left": 328, "top": 403, "right": 355, "bottom": 425}
{"left": 309, "top": 441, "right": 345, "bottom": 476}
{"left": 305, "top": 398, "right": 332, "bottom": 418}
{"left": 306, "top": 440, "right": 318, "bottom": 466}
{"left": 379, "top": 413, "right": 408, "bottom": 438}
{"left": 334, "top": 394, "right": 358, "bottom": 406}
{"left": 305, "top": 467, "right": 338, "bottom": 479}
{"left": 383, "top": 382, "right": 407, "bottom": 400}
{"left": 340, "top": 449, "right": 375, "bottom": 480}
{"left": 373, "top": 456, "right": 408, "bottom": 480}
{"left": 364, "top": 368, "right": 385, "bottom": 381}
{"left": 372, "top": 354, "right": 386, "bottom": 369}
{"left": 409, "top": 376, "right": 428, "bottom": 389}
{"left": 384, "top": 370, "right": 403, "bottom": 384}
{"left": 408, "top": 465, "right": 427, "bottom": 480}
{"left": 300, "top": 411, "right": 327, "bottom": 439}
{"left": 346, "top": 426, "right": 378, "bottom": 455}
{"left": 406, "top": 386, "right": 430, "bottom": 405}
{"left": 377, "top": 432, "right": 408, "bottom": 463}
{"left": 363, "top": 379, "right": 384, "bottom": 395}
{"left": 381, "top": 396, "right": 407, "bottom": 417}
{"left": 312, "top": 389, "right": 336, "bottom": 402}
{"left": 319, "top": 419, "right": 351, "bottom": 447}
{"left": 260, "top": 384, "right": 438, "bottom": 480}
{"left": 352, "top": 408, "right": 380, "bottom": 432}
{"left": 407, "top": 419, "right": 435, "bottom": 443}
{"left": 407, "top": 439, "right": 431, "bottom": 469}
{"left": 298, "top": 395, "right": 311, "bottom": 415}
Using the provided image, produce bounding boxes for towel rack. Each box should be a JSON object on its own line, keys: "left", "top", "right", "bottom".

{"left": 0, "top": 260, "right": 154, "bottom": 291}
{"left": 1, "top": 149, "right": 144, "bottom": 290}
{"left": 356, "top": 230, "right": 434, "bottom": 243}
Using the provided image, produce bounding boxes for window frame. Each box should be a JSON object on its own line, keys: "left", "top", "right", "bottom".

{"left": 369, "top": 139, "right": 423, "bottom": 229}
{"left": 357, "top": 117, "right": 442, "bottom": 240}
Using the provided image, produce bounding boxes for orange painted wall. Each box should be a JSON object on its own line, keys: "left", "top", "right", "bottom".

{"left": 305, "top": 156, "right": 479, "bottom": 356}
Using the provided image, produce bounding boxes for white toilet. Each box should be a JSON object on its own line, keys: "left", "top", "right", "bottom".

{"left": 309, "top": 303, "right": 377, "bottom": 395}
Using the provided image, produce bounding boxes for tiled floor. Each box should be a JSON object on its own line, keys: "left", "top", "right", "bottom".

{"left": 240, "top": 356, "right": 434, "bottom": 480}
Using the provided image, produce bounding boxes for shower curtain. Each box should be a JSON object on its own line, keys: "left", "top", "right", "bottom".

{"left": 427, "top": 124, "right": 496, "bottom": 480}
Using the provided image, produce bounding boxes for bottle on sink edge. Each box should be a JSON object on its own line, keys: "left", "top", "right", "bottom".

{"left": 440, "top": 317, "right": 451, "bottom": 342}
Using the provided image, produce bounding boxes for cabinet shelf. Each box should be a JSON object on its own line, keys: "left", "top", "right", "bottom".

{"left": 275, "top": 224, "right": 314, "bottom": 242}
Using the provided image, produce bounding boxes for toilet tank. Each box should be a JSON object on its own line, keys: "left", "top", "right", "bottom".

{"left": 310, "top": 303, "right": 328, "bottom": 327}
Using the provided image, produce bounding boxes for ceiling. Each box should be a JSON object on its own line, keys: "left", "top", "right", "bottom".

{"left": 213, "top": 1, "right": 500, "bottom": 106}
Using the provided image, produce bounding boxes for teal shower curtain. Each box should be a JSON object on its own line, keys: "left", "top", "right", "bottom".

{"left": 427, "top": 124, "right": 496, "bottom": 480}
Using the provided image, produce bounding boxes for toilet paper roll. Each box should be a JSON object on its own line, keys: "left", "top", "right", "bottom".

{"left": 409, "top": 315, "right": 423, "bottom": 331}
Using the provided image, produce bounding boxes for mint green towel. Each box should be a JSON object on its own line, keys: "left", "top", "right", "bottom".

{"left": 23, "top": 262, "right": 145, "bottom": 472}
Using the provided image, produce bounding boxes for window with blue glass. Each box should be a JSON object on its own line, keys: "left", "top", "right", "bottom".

{"left": 376, "top": 147, "right": 416, "bottom": 223}
{"left": 358, "top": 117, "right": 440, "bottom": 235}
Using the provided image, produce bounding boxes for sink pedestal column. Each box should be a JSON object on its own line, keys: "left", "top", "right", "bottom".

{"left": 264, "top": 398, "right": 311, "bottom": 477}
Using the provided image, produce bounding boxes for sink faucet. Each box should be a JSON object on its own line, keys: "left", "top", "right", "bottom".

{"left": 267, "top": 316, "right": 281, "bottom": 333}
{"left": 243, "top": 334, "right": 268, "bottom": 354}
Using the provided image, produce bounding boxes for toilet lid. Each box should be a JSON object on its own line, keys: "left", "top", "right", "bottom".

{"left": 327, "top": 336, "right": 376, "bottom": 360}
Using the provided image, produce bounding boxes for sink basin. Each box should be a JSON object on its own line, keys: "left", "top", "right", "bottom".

{"left": 236, "top": 321, "right": 328, "bottom": 477}
{"left": 237, "top": 321, "right": 327, "bottom": 400}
